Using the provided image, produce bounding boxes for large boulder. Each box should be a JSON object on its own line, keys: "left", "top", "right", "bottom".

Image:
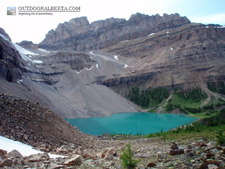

{"left": 169, "top": 149, "right": 184, "bottom": 155}
{"left": 1, "top": 158, "right": 13, "bottom": 167}
{"left": 6, "top": 150, "right": 23, "bottom": 159}
{"left": 106, "top": 148, "right": 117, "bottom": 156}
{"left": 28, "top": 153, "right": 50, "bottom": 162}
{"left": 0, "top": 149, "right": 7, "bottom": 157}
{"left": 64, "top": 155, "right": 82, "bottom": 166}
{"left": 56, "top": 145, "right": 68, "bottom": 154}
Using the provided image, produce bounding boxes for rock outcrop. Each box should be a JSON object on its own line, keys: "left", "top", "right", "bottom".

{"left": 0, "top": 28, "right": 11, "bottom": 41}
{"left": 0, "top": 30, "right": 25, "bottom": 82}
{"left": 17, "top": 41, "right": 38, "bottom": 50}
{"left": 39, "top": 13, "right": 190, "bottom": 51}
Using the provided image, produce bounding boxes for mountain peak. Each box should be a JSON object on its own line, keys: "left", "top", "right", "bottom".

{"left": 39, "top": 13, "right": 190, "bottom": 51}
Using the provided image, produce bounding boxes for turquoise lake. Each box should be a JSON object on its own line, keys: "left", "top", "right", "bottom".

{"left": 66, "top": 112, "right": 198, "bottom": 135}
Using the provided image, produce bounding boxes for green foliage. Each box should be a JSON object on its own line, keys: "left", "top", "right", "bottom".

{"left": 216, "top": 129, "right": 225, "bottom": 145}
{"left": 164, "top": 88, "right": 208, "bottom": 114}
{"left": 146, "top": 108, "right": 225, "bottom": 139}
{"left": 173, "top": 87, "right": 207, "bottom": 104}
{"left": 164, "top": 99, "right": 173, "bottom": 111}
{"left": 207, "top": 82, "right": 225, "bottom": 95}
{"left": 127, "top": 87, "right": 140, "bottom": 105}
{"left": 202, "top": 104, "right": 214, "bottom": 111}
{"left": 184, "top": 107, "right": 202, "bottom": 114}
{"left": 127, "top": 87, "right": 170, "bottom": 109}
{"left": 120, "top": 144, "right": 140, "bottom": 169}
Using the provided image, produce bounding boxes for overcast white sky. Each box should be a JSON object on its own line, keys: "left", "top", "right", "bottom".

{"left": 1, "top": 0, "right": 225, "bottom": 43}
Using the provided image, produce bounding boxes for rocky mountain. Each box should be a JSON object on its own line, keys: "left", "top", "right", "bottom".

{"left": 2, "top": 11, "right": 225, "bottom": 118}
{"left": 17, "top": 41, "right": 38, "bottom": 50}
{"left": 99, "top": 23, "right": 225, "bottom": 112}
{"left": 40, "top": 12, "right": 225, "bottom": 113}
{"left": 102, "top": 23, "right": 225, "bottom": 90}
{"left": 0, "top": 28, "right": 11, "bottom": 41}
{"left": 39, "top": 13, "right": 190, "bottom": 51}
{"left": 0, "top": 27, "right": 139, "bottom": 119}
{"left": 0, "top": 33, "right": 25, "bottom": 82}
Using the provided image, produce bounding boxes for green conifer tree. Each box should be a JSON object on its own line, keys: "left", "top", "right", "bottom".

{"left": 120, "top": 144, "right": 140, "bottom": 169}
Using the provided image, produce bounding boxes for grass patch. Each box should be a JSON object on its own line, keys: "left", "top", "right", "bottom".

{"left": 146, "top": 108, "right": 225, "bottom": 142}
{"left": 163, "top": 87, "right": 225, "bottom": 119}
{"left": 164, "top": 87, "right": 207, "bottom": 113}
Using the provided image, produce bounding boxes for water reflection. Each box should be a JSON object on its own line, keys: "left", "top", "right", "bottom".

{"left": 66, "top": 112, "right": 197, "bottom": 135}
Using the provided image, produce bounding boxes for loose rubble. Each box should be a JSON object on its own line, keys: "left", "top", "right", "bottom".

{"left": 0, "top": 137, "right": 225, "bottom": 168}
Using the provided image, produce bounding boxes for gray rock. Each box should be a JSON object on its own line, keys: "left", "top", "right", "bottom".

{"left": 28, "top": 153, "right": 50, "bottom": 162}
{"left": 0, "top": 149, "right": 7, "bottom": 157}
{"left": 49, "top": 164, "right": 65, "bottom": 169}
{"left": 208, "top": 164, "right": 219, "bottom": 169}
{"left": 210, "top": 148, "right": 218, "bottom": 153}
{"left": 1, "top": 158, "right": 13, "bottom": 167}
{"left": 64, "top": 155, "right": 82, "bottom": 166}
{"left": 6, "top": 149, "right": 23, "bottom": 159}
{"left": 200, "top": 153, "right": 206, "bottom": 159}
{"left": 106, "top": 148, "right": 117, "bottom": 156}
{"left": 56, "top": 145, "right": 68, "bottom": 154}
{"left": 186, "top": 152, "right": 196, "bottom": 159}
{"left": 169, "top": 149, "right": 184, "bottom": 155}
{"left": 39, "top": 13, "right": 190, "bottom": 51}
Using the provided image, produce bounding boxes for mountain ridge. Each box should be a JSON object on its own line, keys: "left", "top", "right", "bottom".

{"left": 39, "top": 13, "right": 190, "bottom": 51}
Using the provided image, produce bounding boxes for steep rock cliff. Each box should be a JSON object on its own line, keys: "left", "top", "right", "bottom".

{"left": 102, "top": 23, "right": 225, "bottom": 95}
{"left": 39, "top": 13, "right": 190, "bottom": 51}
{"left": 0, "top": 29, "right": 26, "bottom": 82}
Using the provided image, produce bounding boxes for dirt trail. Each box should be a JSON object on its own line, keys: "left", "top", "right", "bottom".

{"left": 200, "top": 76, "right": 224, "bottom": 106}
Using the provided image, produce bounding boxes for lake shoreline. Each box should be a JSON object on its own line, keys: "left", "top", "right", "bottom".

{"left": 66, "top": 112, "right": 198, "bottom": 136}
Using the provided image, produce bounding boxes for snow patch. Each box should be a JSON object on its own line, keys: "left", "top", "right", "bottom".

{"left": 76, "top": 70, "right": 81, "bottom": 74}
{"left": 124, "top": 64, "right": 128, "bottom": 68}
{"left": 32, "top": 60, "right": 43, "bottom": 64}
{"left": 148, "top": 33, "right": 155, "bottom": 36}
{"left": 38, "top": 48, "right": 50, "bottom": 53}
{"left": 0, "top": 33, "right": 33, "bottom": 62}
{"left": 89, "top": 51, "right": 93, "bottom": 54}
{"left": 86, "top": 66, "right": 93, "bottom": 71}
{"left": 166, "top": 31, "right": 169, "bottom": 34}
{"left": 205, "top": 26, "right": 209, "bottom": 28}
{"left": 96, "top": 64, "right": 98, "bottom": 68}
{"left": 0, "top": 33, "right": 10, "bottom": 42}
{"left": 13, "top": 43, "right": 37, "bottom": 55}
{"left": 171, "top": 48, "right": 173, "bottom": 51}
{"left": 0, "top": 136, "right": 63, "bottom": 158}
{"left": 120, "top": 40, "right": 129, "bottom": 43}
{"left": 20, "top": 53, "right": 32, "bottom": 62}
{"left": 114, "top": 55, "right": 119, "bottom": 61}
{"left": 17, "top": 79, "right": 23, "bottom": 84}
{"left": 217, "top": 25, "right": 225, "bottom": 28}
